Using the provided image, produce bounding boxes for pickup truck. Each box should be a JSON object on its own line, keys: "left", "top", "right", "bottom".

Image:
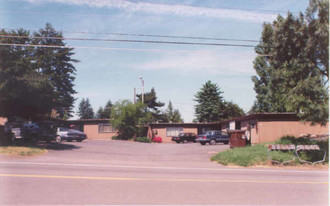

{"left": 12, "top": 122, "right": 56, "bottom": 142}
{"left": 195, "top": 130, "right": 229, "bottom": 145}
{"left": 56, "top": 127, "right": 87, "bottom": 142}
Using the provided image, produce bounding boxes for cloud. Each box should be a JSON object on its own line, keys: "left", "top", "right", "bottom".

{"left": 135, "top": 50, "right": 257, "bottom": 75}
{"left": 25, "top": 0, "right": 276, "bottom": 22}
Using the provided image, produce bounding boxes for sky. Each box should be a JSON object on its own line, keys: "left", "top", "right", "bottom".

{"left": 1, "top": 0, "right": 310, "bottom": 122}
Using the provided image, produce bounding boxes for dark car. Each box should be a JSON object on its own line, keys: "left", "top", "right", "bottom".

{"left": 56, "top": 127, "right": 87, "bottom": 142}
{"left": 195, "top": 130, "right": 229, "bottom": 145}
{"left": 172, "top": 133, "right": 197, "bottom": 143}
{"left": 12, "top": 122, "right": 56, "bottom": 143}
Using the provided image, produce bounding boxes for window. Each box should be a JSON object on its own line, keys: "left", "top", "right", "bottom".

{"left": 98, "top": 124, "right": 114, "bottom": 133}
{"left": 166, "top": 127, "right": 184, "bottom": 137}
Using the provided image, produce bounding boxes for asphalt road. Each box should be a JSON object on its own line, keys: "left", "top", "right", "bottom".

{"left": 0, "top": 140, "right": 328, "bottom": 205}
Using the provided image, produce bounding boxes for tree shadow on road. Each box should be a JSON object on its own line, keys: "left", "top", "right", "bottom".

{"left": 2, "top": 140, "right": 81, "bottom": 151}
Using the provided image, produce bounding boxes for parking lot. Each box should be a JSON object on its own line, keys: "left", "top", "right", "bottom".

{"left": 1, "top": 140, "right": 328, "bottom": 205}
{"left": 7, "top": 140, "right": 231, "bottom": 168}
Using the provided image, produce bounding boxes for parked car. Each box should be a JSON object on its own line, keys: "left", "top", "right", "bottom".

{"left": 195, "top": 130, "right": 230, "bottom": 145}
{"left": 171, "top": 133, "right": 197, "bottom": 143}
{"left": 56, "top": 127, "right": 87, "bottom": 142}
{"left": 12, "top": 122, "right": 56, "bottom": 143}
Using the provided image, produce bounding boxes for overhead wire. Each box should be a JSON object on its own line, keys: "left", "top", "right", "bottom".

{"left": 0, "top": 27, "right": 259, "bottom": 43}
{"left": 0, "top": 43, "right": 218, "bottom": 54}
{"left": 0, "top": 35, "right": 259, "bottom": 48}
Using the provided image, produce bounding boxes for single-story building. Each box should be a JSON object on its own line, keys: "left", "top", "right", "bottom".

{"left": 1, "top": 113, "right": 328, "bottom": 143}
{"left": 147, "top": 113, "right": 329, "bottom": 144}
{"left": 0, "top": 117, "right": 117, "bottom": 140}
{"left": 147, "top": 122, "right": 221, "bottom": 143}
{"left": 66, "top": 119, "right": 117, "bottom": 140}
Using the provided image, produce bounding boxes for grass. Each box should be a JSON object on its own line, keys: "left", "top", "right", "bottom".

{"left": 211, "top": 136, "right": 329, "bottom": 167}
{"left": 0, "top": 146, "right": 47, "bottom": 157}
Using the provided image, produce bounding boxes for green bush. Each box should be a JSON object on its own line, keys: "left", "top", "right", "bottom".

{"left": 135, "top": 137, "right": 151, "bottom": 143}
{"left": 211, "top": 136, "right": 329, "bottom": 167}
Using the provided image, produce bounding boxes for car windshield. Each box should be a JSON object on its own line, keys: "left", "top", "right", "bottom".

{"left": 179, "top": 133, "right": 184, "bottom": 137}
{"left": 206, "top": 131, "right": 213, "bottom": 135}
{"left": 59, "top": 127, "right": 68, "bottom": 132}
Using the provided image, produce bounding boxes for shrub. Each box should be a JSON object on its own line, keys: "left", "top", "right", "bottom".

{"left": 135, "top": 137, "right": 151, "bottom": 143}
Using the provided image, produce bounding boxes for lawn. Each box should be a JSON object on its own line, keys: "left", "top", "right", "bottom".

{"left": 0, "top": 145, "right": 47, "bottom": 157}
{"left": 211, "top": 136, "right": 329, "bottom": 167}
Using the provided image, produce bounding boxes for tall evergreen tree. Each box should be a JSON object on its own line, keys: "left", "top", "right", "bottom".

{"left": 0, "top": 28, "right": 54, "bottom": 120}
{"left": 77, "top": 98, "right": 94, "bottom": 119}
{"left": 222, "top": 101, "right": 245, "bottom": 119}
{"left": 162, "top": 101, "right": 183, "bottom": 123}
{"left": 136, "top": 87, "right": 165, "bottom": 121}
{"left": 251, "top": 0, "right": 328, "bottom": 125}
{"left": 194, "top": 81, "right": 225, "bottom": 122}
{"left": 96, "top": 100, "right": 113, "bottom": 119}
{"left": 0, "top": 24, "right": 78, "bottom": 120}
{"left": 33, "top": 23, "right": 78, "bottom": 119}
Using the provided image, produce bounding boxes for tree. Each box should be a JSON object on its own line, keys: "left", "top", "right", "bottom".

{"left": 194, "top": 81, "right": 225, "bottom": 122}
{"left": 77, "top": 98, "right": 94, "bottom": 119}
{"left": 96, "top": 100, "right": 113, "bottom": 119}
{"left": 251, "top": 0, "right": 328, "bottom": 125}
{"left": 0, "top": 28, "right": 54, "bottom": 120}
{"left": 162, "top": 101, "right": 183, "bottom": 123}
{"left": 110, "top": 100, "right": 150, "bottom": 139}
{"left": 222, "top": 101, "right": 245, "bottom": 119}
{"left": 0, "top": 24, "right": 78, "bottom": 120}
{"left": 136, "top": 87, "right": 165, "bottom": 122}
{"left": 33, "top": 23, "right": 78, "bottom": 119}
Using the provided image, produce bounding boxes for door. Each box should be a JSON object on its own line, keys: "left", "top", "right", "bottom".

{"left": 214, "top": 131, "right": 222, "bottom": 142}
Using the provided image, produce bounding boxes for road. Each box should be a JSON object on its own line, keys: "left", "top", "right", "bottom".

{"left": 0, "top": 140, "right": 328, "bottom": 205}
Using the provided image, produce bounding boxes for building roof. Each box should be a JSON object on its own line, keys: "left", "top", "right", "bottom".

{"left": 66, "top": 119, "right": 110, "bottom": 124}
{"left": 149, "top": 113, "right": 299, "bottom": 126}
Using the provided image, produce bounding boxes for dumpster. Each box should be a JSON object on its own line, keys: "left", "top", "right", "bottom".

{"left": 229, "top": 130, "right": 246, "bottom": 149}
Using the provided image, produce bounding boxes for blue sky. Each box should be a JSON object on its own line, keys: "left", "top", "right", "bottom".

{"left": 1, "top": 0, "right": 310, "bottom": 122}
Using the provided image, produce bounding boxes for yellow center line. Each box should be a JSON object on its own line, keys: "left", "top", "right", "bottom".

{"left": 0, "top": 173, "right": 328, "bottom": 185}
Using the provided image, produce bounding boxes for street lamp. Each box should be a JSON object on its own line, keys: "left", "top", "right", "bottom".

{"left": 139, "top": 76, "right": 144, "bottom": 103}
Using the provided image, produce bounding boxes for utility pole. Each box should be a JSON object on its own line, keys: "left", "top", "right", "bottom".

{"left": 134, "top": 88, "right": 136, "bottom": 104}
{"left": 139, "top": 76, "right": 144, "bottom": 103}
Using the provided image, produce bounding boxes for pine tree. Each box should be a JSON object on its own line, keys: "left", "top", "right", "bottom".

{"left": 33, "top": 23, "right": 78, "bottom": 119}
{"left": 162, "top": 101, "right": 183, "bottom": 123}
{"left": 251, "top": 0, "right": 328, "bottom": 125}
{"left": 96, "top": 100, "right": 113, "bottom": 119}
{"left": 194, "top": 81, "right": 225, "bottom": 122}
{"left": 136, "top": 87, "right": 165, "bottom": 121}
{"left": 77, "top": 98, "right": 94, "bottom": 119}
{"left": 221, "top": 101, "right": 245, "bottom": 119}
{"left": 0, "top": 28, "right": 54, "bottom": 120}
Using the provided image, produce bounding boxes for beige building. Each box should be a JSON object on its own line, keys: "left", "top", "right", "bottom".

{"left": 148, "top": 113, "right": 329, "bottom": 144}
{"left": 66, "top": 119, "right": 117, "bottom": 140}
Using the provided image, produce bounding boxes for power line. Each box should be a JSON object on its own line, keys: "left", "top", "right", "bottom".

{"left": 0, "top": 35, "right": 258, "bottom": 48}
{"left": 0, "top": 43, "right": 216, "bottom": 54}
{"left": 0, "top": 27, "right": 259, "bottom": 43}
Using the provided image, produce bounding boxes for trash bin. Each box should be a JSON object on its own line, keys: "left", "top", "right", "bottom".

{"left": 229, "top": 130, "right": 246, "bottom": 149}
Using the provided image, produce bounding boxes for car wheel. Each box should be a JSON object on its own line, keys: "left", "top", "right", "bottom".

{"left": 224, "top": 141, "right": 229, "bottom": 145}
{"left": 200, "top": 142, "right": 206, "bottom": 145}
{"left": 176, "top": 141, "right": 180, "bottom": 143}
{"left": 55, "top": 136, "right": 62, "bottom": 143}
{"left": 209, "top": 139, "right": 216, "bottom": 145}
{"left": 77, "top": 139, "right": 82, "bottom": 142}
{"left": 67, "top": 140, "right": 73, "bottom": 142}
